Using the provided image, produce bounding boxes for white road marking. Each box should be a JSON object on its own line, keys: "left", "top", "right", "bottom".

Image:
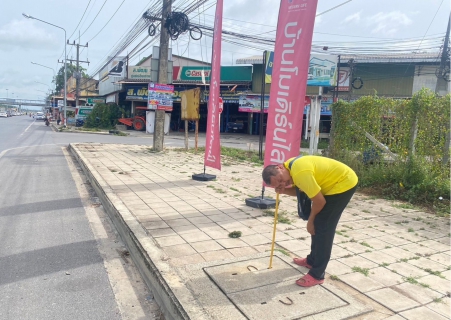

{"left": 19, "top": 120, "right": 35, "bottom": 137}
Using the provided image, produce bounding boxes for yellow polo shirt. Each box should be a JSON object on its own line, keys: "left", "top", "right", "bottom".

{"left": 284, "top": 156, "right": 358, "bottom": 198}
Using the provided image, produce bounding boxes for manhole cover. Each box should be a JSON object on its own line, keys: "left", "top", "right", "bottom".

{"left": 204, "top": 256, "right": 301, "bottom": 294}
{"left": 229, "top": 281, "right": 347, "bottom": 320}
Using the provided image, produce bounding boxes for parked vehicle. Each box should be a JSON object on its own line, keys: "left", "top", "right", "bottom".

{"left": 117, "top": 106, "right": 147, "bottom": 131}
{"left": 0, "top": 112, "right": 7, "bottom": 118}
{"left": 35, "top": 112, "right": 45, "bottom": 120}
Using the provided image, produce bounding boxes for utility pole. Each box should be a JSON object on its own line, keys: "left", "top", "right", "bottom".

{"left": 435, "top": 14, "right": 450, "bottom": 95}
{"left": 67, "top": 40, "right": 89, "bottom": 107}
{"left": 436, "top": 14, "right": 450, "bottom": 165}
{"left": 153, "top": 0, "right": 172, "bottom": 152}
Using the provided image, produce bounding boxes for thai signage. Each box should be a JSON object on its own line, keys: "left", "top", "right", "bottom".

{"left": 125, "top": 86, "right": 148, "bottom": 100}
{"left": 204, "top": 0, "right": 223, "bottom": 170}
{"left": 264, "top": 0, "right": 318, "bottom": 166}
{"left": 148, "top": 83, "right": 174, "bottom": 111}
{"left": 108, "top": 56, "right": 126, "bottom": 77}
{"left": 265, "top": 51, "right": 337, "bottom": 87}
{"left": 128, "top": 66, "right": 152, "bottom": 80}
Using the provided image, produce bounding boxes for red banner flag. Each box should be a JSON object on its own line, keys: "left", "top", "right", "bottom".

{"left": 264, "top": 0, "right": 318, "bottom": 167}
{"left": 204, "top": 0, "right": 223, "bottom": 170}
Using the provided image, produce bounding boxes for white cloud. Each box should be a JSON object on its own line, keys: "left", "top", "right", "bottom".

{"left": 0, "top": 20, "right": 57, "bottom": 51}
{"left": 343, "top": 11, "right": 361, "bottom": 24}
{"left": 368, "top": 11, "right": 413, "bottom": 35}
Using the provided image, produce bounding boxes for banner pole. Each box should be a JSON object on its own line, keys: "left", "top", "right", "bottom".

{"left": 259, "top": 50, "right": 267, "bottom": 160}
{"left": 268, "top": 193, "right": 280, "bottom": 269}
{"left": 195, "top": 120, "right": 199, "bottom": 152}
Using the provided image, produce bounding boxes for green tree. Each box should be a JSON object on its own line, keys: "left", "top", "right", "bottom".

{"left": 84, "top": 103, "right": 124, "bottom": 129}
{"left": 53, "top": 63, "right": 89, "bottom": 93}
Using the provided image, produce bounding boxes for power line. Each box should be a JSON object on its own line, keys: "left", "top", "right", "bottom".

{"left": 87, "top": 0, "right": 126, "bottom": 42}
{"left": 79, "top": 0, "right": 109, "bottom": 38}
{"left": 68, "top": 0, "right": 92, "bottom": 40}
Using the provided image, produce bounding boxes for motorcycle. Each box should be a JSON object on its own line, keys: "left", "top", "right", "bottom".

{"left": 45, "top": 118, "right": 50, "bottom": 126}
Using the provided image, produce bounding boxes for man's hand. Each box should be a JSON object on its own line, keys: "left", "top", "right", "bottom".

{"left": 307, "top": 219, "right": 315, "bottom": 235}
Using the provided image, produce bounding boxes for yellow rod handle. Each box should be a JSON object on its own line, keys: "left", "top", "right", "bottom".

{"left": 268, "top": 193, "right": 280, "bottom": 269}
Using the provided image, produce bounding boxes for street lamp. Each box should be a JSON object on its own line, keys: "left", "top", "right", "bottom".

{"left": 35, "top": 81, "right": 51, "bottom": 88}
{"left": 23, "top": 13, "right": 67, "bottom": 126}
{"left": 31, "top": 62, "right": 56, "bottom": 78}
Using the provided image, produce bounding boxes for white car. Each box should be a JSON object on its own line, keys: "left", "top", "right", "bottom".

{"left": 0, "top": 112, "right": 7, "bottom": 118}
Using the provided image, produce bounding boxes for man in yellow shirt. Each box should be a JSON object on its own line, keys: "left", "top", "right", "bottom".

{"left": 262, "top": 155, "right": 358, "bottom": 287}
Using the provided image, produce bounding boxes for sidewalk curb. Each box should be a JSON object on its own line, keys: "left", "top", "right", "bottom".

{"left": 69, "top": 143, "right": 194, "bottom": 320}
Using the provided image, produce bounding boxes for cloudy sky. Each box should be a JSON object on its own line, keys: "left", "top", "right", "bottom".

{"left": 0, "top": 0, "right": 448, "bottom": 102}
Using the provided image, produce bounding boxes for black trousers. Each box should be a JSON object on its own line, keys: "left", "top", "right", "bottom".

{"left": 306, "top": 186, "right": 357, "bottom": 280}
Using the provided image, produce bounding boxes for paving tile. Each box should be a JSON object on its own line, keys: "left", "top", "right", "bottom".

{"left": 165, "top": 218, "right": 193, "bottom": 228}
{"left": 147, "top": 227, "right": 177, "bottom": 238}
{"left": 418, "top": 274, "right": 451, "bottom": 295}
{"left": 337, "top": 242, "right": 368, "bottom": 254}
{"left": 207, "top": 214, "right": 236, "bottom": 222}
{"left": 340, "top": 272, "right": 385, "bottom": 293}
{"left": 418, "top": 240, "right": 450, "bottom": 252}
{"left": 378, "top": 234, "right": 412, "bottom": 246}
{"left": 169, "top": 253, "right": 206, "bottom": 267}
{"left": 325, "top": 259, "right": 353, "bottom": 276}
{"left": 227, "top": 247, "right": 258, "bottom": 258}
{"left": 180, "top": 231, "right": 212, "bottom": 243}
{"left": 407, "top": 257, "right": 449, "bottom": 272}
{"left": 330, "top": 245, "right": 354, "bottom": 259}
{"left": 187, "top": 216, "right": 213, "bottom": 224}
{"left": 426, "top": 297, "right": 451, "bottom": 318}
{"left": 393, "top": 282, "right": 443, "bottom": 305}
{"left": 386, "top": 262, "right": 430, "bottom": 278}
{"left": 399, "top": 243, "right": 438, "bottom": 256}
{"left": 261, "top": 231, "right": 294, "bottom": 241}
{"left": 200, "top": 226, "right": 230, "bottom": 239}
{"left": 201, "top": 249, "right": 235, "bottom": 262}
{"left": 367, "top": 266, "right": 404, "bottom": 286}
{"left": 338, "top": 255, "right": 379, "bottom": 269}
{"left": 163, "top": 243, "right": 197, "bottom": 257}
{"left": 399, "top": 306, "right": 448, "bottom": 320}
{"left": 427, "top": 252, "right": 451, "bottom": 266}
{"left": 343, "top": 230, "right": 371, "bottom": 240}
{"left": 190, "top": 240, "right": 224, "bottom": 253}
{"left": 216, "top": 238, "right": 248, "bottom": 249}
{"left": 276, "top": 239, "right": 309, "bottom": 252}
{"left": 172, "top": 224, "right": 200, "bottom": 235}
{"left": 359, "top": 250, "right": 399, "bottom": 265}
{"left": 240, "top": 234, "right": 271, "bottom": 246}
{"left": 356, "top": 238, "right": 391, "bottom": 250}
{"left": 141, "top": 220, "right": 169, "bottom": 230}
{"left": 155, "top": 235, "right": 186, "bottom": 247}
{"left": 380, "top": 247, "right": 419, "bottom": 260}
{"left": 366, "top": 288, "right": 420, "bottom": 312}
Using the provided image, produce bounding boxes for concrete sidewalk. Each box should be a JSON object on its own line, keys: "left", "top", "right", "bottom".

{"left": 69, "top": 143, "right": 450, "bottom": 320}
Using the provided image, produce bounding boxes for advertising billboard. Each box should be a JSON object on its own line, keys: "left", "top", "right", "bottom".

{"left": 148, "top": 83, "right": 174, "bottom": 111}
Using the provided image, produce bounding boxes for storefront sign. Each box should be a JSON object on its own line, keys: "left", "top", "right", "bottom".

{"left": 128, "top": 66, "right": 152, "bottom": 80}
{"left": 178, "top": 66, "right": 252, "bottom": 82}
{"left": 125, "top": 86, "right": 148, "bottom": 101}
{"left": 87, "top": 98, "right": 105, "bottom": 104}
{"left": 108, "top": 56, "right": 126, "bottom": 77}
{"left": 238, "top": 95, "right": 269, "bottom": 113}
{"left": 265, "top": 51, "right": 337, "bottom": 87}
{"left": 148, "top": 83, "right": 174, "bottom": 111}
{"left": 337, "top": 67, "right": 350, "bottom": 91}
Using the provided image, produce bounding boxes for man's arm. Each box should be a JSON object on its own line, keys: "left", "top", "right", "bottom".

{"left": 306, "top": 191, "right": 326, "bottom": 235}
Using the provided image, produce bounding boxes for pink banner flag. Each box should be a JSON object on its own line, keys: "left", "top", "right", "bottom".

{"left": 204, "top": 0, "right": 223, "bottom": 170}
{"left": 264, "top": 0, "right": 318, "bottom": 167}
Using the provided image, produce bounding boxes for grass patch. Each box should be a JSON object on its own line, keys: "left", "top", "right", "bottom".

{"left": 228, "top": 231, "right": 242, "bottom": 238}
{"left": 330, "top": 275, "right": 340, "bottom": 281}
{"left": 230, "top": 187, "right": 240, "bottom": 192}
{"left": 423, "top": 268, "right": 445, "bottom": 278}
{"left": 380, "top": 262, "right": 390, "bottom": 267}
{"left": 408, "top": 228, "right": 414, "bottom": 232}
{"left": 360, "top": 241, "right": 373, "bottom": 248}
{"left": 404, "top": 276, "right": 418, "bottom": 284}
{"left": 352, "top": 266, "right": 370, "bottom": 276}
{"left": 263, "top": 209, "right": 292, "bottom": 224}
{"left": 175, "top": 146, "right": 264, "bottom": 165}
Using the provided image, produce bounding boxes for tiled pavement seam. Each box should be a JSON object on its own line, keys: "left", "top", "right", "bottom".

{"left": 73, "top": 143, "right": 451, "bottom": 320}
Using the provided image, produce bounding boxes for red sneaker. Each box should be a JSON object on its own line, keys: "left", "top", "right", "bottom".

{"left": 293, "top": 257, "right": 312, "bottom": 269}
{"left": 295, "top": 274, "right": 324, "bottom": 287}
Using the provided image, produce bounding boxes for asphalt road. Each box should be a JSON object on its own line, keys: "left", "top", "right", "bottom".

{"left": 0, "top": 116, "right": 159, "bottom": 319}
